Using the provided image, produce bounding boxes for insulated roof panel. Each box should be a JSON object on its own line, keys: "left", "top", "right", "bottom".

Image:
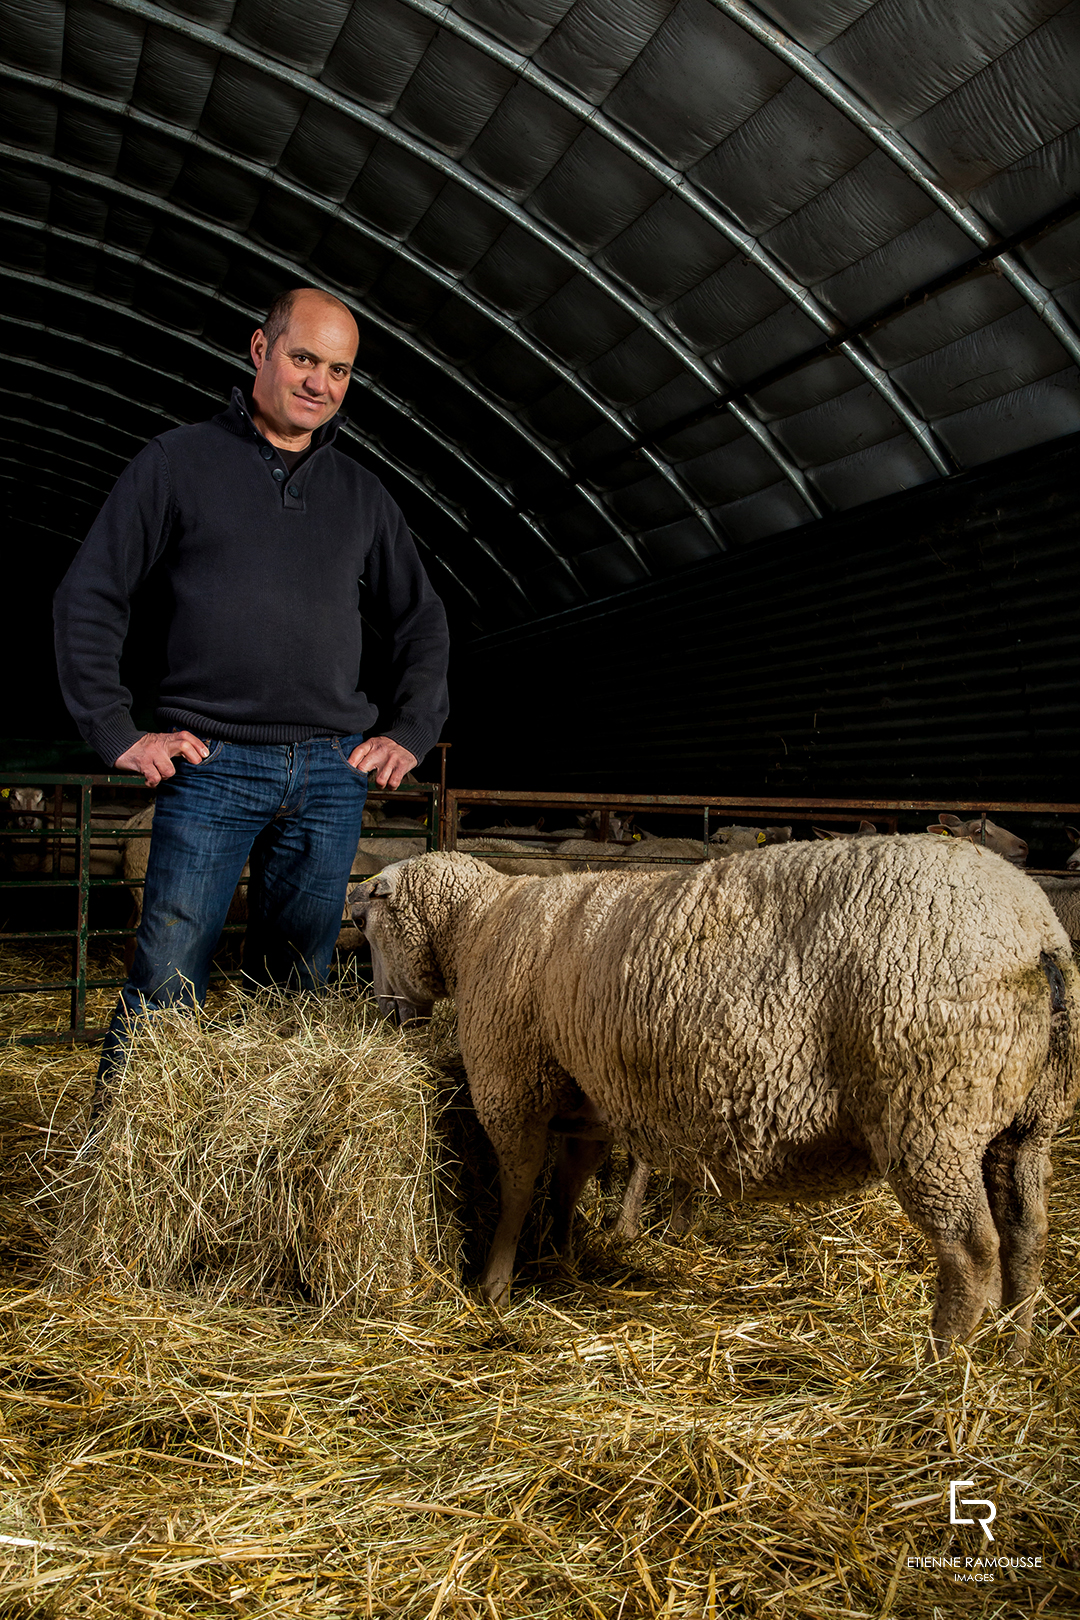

{"left": 0, "top": 0, "right": 1076, "bottom": 636}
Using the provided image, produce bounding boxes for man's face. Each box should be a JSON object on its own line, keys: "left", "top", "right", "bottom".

{"left": 250, "top": 294, "right": 359, "bottom": 443}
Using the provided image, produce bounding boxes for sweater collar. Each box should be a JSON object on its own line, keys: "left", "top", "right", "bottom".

{"left": 214, "top": 385, "right": 344, "bottom": 452}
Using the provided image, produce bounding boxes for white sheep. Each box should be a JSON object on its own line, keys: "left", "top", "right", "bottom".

{"left": 710, "top": 823, "right": 792, "bottom": 848}
{"left": 551, "top": 836, "right": 724, "bottom": 871}
{"left": 812, "top": 819, "right": 880, "bottom": 841}
{"left": 351, "top": 839, "right": 1079, "bottom": 1357}
{"left": 466, "top": 821, "right": 548, "bottom": 843}
{"left": 1031, "top": 876, "right": 1080, "bottom": 943}
{"left": 927, "top": 813, "right": 1028, "bottom": 866}
{"left": 1, "top": 787, "right": 48, "bottom": 875}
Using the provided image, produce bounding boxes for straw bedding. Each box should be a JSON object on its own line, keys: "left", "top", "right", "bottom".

{"left": 2, "top": 944, "right": 1079, "bottom": 1618}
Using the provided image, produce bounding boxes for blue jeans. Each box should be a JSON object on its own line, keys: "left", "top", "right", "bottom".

{"left": 96, "top": 735, "right": 368, "bottom": 1092}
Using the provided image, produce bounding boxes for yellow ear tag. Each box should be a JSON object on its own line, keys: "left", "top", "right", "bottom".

{"left": 633, "top": 833, "right": 641, "bottom": 841}
{"left": 0, "top": 789, "right": 9, "bottom": 799}
{"left": 757, "top": 831, "right": 766, "bottom": 844}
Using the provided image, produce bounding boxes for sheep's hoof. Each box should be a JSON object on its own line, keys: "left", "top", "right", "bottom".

{"left": 1004, "top": 1331, "right": 1031, "bottom": 1368}
{"left": 476, "top": 1275, "right": 510, "bottom": 1309}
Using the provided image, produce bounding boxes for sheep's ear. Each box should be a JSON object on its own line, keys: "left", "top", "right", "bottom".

{"left": 926, "top": 823, "right": 949, "bottom": 836}
{"left": 937, "top": 812, "right": 963, "bottom": 830}
{"left": 351, "top": 869, "right": 397, "bottom": 901}
{"left": 812, "top": 827, "right": 835, "bottom": 840}
{"left": 858, "top": 820, "right": 877, "bottom": 835}
{"left": 1066, "top": 826, "right": 1080, "bottom": 846}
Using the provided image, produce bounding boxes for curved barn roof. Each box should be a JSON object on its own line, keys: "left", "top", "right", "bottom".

{"left": 2, "top": 0, "right": 1078, "bottom": 636}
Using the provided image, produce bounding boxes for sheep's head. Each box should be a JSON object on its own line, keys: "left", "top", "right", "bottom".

{"left": 2, "top": 787, "right": 45, "bottom": 828}
{"left": 714, "top": 823, "right": 795, "bottom": 848}
{"left": 348, "top": 861, "right": 446, "bottom": 1025}
{"left": 811, "top": 820, "right": 878, "bottom": 841}
{"left": 577, "top": 809, "right": 632, "bottom": 842}
{"left": 1066, "top": 827, "right": 1080, "bottom": 869}
{"left": 928, "top": 813, "right": 1028, "bottom": 867}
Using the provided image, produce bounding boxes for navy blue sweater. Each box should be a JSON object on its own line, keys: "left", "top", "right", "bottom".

{"left": 54, "top": 390, "right": 449, "bottom": 767}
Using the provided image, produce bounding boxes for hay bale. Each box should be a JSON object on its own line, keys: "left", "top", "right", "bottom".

{"left": 51, "top": 987, "right": 463, "bottom": 1312}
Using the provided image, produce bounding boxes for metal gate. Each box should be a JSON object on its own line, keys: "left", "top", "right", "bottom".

{"left": 1, "top": 772, "right": 439, "bottom": 1044}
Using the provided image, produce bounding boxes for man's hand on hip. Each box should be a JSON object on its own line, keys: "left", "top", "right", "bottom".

{"left": 115, "top": 731, "right": 210, "bottom": 787}
{"left": 347, "top": 737, "right": 418, "bottom": 790}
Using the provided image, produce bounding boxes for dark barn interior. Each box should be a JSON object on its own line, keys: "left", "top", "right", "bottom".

{"left": 6, "top": 12, "right": 1080, "bottom": 1608}
{"left": 1, "top": 0, "right": 1077, "bottom": 799}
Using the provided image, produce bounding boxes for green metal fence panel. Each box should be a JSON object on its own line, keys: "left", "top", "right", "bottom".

{"left": 1, "top": 771, "right": 439, "bottom": 1045}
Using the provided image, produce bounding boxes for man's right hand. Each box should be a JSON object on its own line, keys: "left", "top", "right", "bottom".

{"left": 114, "top": 731, "right": 210, "bottom": 787}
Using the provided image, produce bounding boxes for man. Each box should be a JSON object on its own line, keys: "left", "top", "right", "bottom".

{"left": 54, "top": 287, "right": 449, "bottom": 1100}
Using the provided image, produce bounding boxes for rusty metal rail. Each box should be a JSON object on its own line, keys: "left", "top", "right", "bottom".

{"left": 1, "top": 772, "right": 438, "bottom": 1045}
{"left": 444, "top": 788, "right": 1080, "bottom": 868}
{"left": 5, "top": 773, "right": 1078, "bottom": 1044}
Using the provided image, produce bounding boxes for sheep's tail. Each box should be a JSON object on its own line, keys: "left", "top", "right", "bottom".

{"left": 1027, "top": 947, "right": 1080, "bottom": 1134}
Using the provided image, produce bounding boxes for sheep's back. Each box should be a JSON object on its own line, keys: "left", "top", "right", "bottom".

{"left": 461, "top": 836, "right": 1072, "bottom": 1194}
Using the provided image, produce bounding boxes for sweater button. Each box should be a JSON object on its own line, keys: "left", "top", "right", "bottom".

{"left": 260, "top": 445, "right": 273, "bottom": 460}
{"left": 287, "top": 484, "right": 301, "bottom": 498}
{"left": 272, "top": 468, "right": 284, "bottom": 481}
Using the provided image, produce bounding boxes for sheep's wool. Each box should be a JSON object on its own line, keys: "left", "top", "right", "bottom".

{"left": 366, "top": 837, "right": 1079, "bottom": 1340}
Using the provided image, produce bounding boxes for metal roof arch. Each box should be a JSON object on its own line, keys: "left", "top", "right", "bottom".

{"left": 82, "top": 0, "right": 820, "bottom": 523}
{"left": 705, "top": 0, "right": 1080, "bottom": 370}
{"left": 0, "top": 143, "right": 734, "bottom": 565}
{"left": 385, "top": 0, "right": 953, "bottom": 478}
{"left": 0, "top": 171, "right": 654, "bottom": 584}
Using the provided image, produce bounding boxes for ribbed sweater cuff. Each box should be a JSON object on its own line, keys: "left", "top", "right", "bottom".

{"left": 92, "top": 713, "right": 145, "bottom": 770}
{"left": 381, "top": 720, "right": 434, "bottom": 765}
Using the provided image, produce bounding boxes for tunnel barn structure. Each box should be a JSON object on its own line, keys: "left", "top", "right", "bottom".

{"left": 1, "top": 0, "right": 1078, "bottom": 800}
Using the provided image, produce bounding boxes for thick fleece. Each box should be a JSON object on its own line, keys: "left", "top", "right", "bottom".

{"left": 354, "top": 838, "right": 1079, "bottom": 1354}
{"left": 1032, "top": 875, "right": 1080, "bottom": 942}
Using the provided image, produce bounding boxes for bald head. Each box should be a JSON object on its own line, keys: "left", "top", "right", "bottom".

{"left": 250, "top": 288, "right": 359, "bottom": 450}
{"left": 261, "top": 287, "right": 358, "bottom": 357}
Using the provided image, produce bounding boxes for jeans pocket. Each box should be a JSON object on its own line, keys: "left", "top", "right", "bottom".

{"left": 200, "top": 740, "right": 226, "bottom": 764}
{"left": 331, "top": 737, "right": 365, "bottom": 774}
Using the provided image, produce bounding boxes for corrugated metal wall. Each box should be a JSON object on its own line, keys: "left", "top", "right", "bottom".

{"left": 448, "top": 433, "right": 1080, "bottom": 801}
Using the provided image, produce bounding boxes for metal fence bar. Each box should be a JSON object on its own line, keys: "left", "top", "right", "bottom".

{"left": 447, "top": 789, "right": 1080, "bottom": 815}
{"left": 445, "top": 788, "right": 1080, "bottom": 867}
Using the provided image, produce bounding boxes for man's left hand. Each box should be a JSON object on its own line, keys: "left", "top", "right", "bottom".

{"left": 347, "top": 736, "right": 418, "bottom": 790}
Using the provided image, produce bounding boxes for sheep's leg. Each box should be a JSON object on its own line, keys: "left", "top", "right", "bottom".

{"left": 476, "top": 1117, "right": 550, "bottom": 1308}
{"left": 550, "top": 1135, "right": 613, "bottom": 1255}
{"left": 666, "top": 1177, "right": 695, "bottom": 1241}
{"left": 890, "top": 1170, "right": 999, "bottom": 1357}
{"left": 612, "top": 1158, "right": 651, "bottom": 1240}
{"left": 982, "top": 1128, "right": 1051, "bottom": 1360}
